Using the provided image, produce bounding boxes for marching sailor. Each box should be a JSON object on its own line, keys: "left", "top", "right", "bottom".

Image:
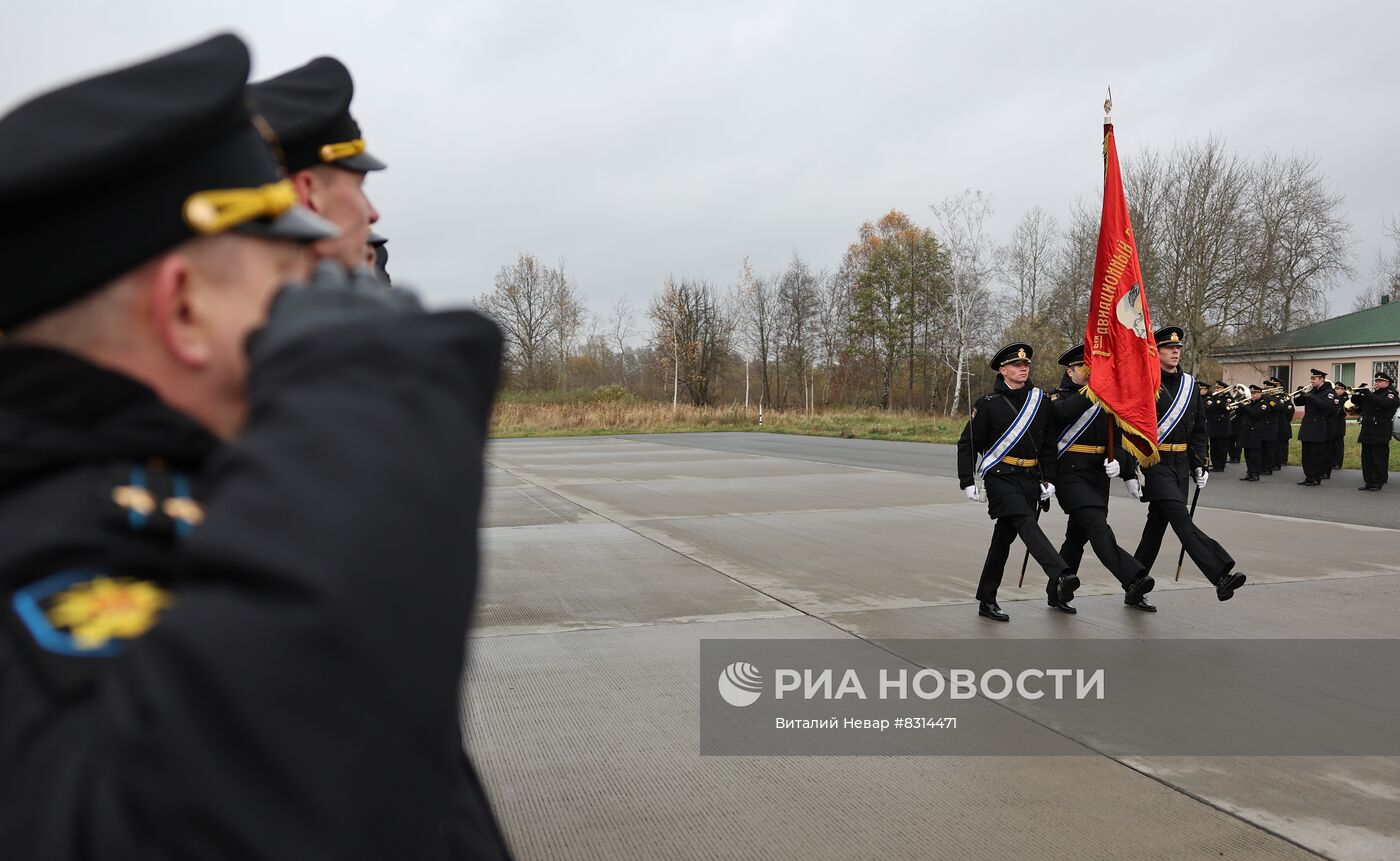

{"left": 1130, "top": 327, "right": 1246, "bottom": 600}
{"left": 1049, "top": 344, "right": 1155, "bottom": 612}
{"left": 956, "top": 343, "right": 1076, "bottom": 622}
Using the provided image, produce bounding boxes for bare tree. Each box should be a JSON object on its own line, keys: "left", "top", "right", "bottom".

{"left": 931, "top": 190, "right": 999, "bottom": 414}
{"left": 549, "top": 261, "right": 585, "bottom": 389}
{"left": 1242, "top": 152, "right": 1352, "bottom": 335}
{"left": 607, "top": 295, "right": 640, "bottom": 384}
{"left": 1001, "top": 205, "right": 1059, "bottom": 320}
{"left": 649, "top": 277, "right": 733, "bottom": 407}
{"left": 1353, "top": 214, "right": 1400, "bottom": 311}
{"left": 777, "top": 253, "right": 819, "bottom": 410}
{"left": 735, "top": 259, "right": 777, "bottom": 409}
{"left": 479, "top": 253, "right": 557, "bottom": 389}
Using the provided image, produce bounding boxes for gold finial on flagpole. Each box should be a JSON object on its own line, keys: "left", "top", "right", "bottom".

{"left": 1104, "top": 86, "right": 1113, "bottom": 123}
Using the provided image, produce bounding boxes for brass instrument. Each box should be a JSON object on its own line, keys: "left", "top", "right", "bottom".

{"left": 1224, "top": 384, "right": 1281, "bottom": 411}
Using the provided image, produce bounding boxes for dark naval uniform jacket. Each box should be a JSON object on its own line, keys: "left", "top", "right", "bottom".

{"left": 957, "top": 377, "right": 1057, "bottom": 520}
{"left": 1239, "top": 397, "right": 1273, "bottom": 447}
{"left": 1203, "top": 391, "right": 1231, "bottom": 439}
{"left": 0, "top": 315, "right": 514, "bottom": 859}
{"left": 1136, "top": 369, "right": 1206, "bottom": 503}
{"left": 1048, "top": 374, "right": 1126, "bottom": 513}
{"left": 1295, "top": 384, "right": 1339, "bottom": 443}
{"left": 1353, "top": 386, "right": 1400, "bottom": 444}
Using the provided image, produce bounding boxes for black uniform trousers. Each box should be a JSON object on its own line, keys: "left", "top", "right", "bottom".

{"left": 1060, "top": 508, "right": 1145, "bottom": 592}
{"left": 1209, "top": 437, "right": 1230, "bottom": 469}
{"left": 1362, "top": 443, "right": 1390, "bottom": 487}
{"left": 1229, "top": 431, "right": 1242, "bottom": 462}
{"left": 1332, "top": 434, "right": 1346, "bottom": 469}
{"left": 1243, "top": 445, "right": 1264, "bottom": 478}
{"left": 1301, "top": 441, "right": 1328, "bottom": 481}
{"left": 1134, "top": 456, "right": 1235, "bottom": 584}
{"left": 1261, "top": 439, "right": 1277, "bottom": 472}
{"left": 977, "top": 514, "right": 1067, "bottom": 603}
{"left": 975, "top": 472, "right": 1067, "bottom": 603}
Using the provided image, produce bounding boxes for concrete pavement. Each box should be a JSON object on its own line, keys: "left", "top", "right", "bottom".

{"left": 467, "top": 434, "right": 1400, "bottom": 860}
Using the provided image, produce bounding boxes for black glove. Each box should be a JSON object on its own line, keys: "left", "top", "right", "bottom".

{"left": 247, "top": 262, "right": 424, "bottom": 366}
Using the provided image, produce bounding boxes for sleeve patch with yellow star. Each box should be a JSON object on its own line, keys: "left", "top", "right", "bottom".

{"left": 11, "top": 569, "right": 173, "bottom": 657}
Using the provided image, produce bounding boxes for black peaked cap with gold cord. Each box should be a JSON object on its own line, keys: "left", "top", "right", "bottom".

{"left": 0, "top": 33, "right": 336, "bottom": 329}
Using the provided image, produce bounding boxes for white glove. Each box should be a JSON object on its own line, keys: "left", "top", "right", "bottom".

{"left": 1126, "top": 479, "right": 1142, "bottom": 500}
{"left": 1103, "top": 458, "right": 1121, "bottom": 478}
{"left": 1194, "top": 468, "right": 1209, "bottom": 490}
{"left": 1039, "top": 482, "right": 1055, "bottom": 501}
{"left": 964, "top": 485, "right": 981, "bottom": 502}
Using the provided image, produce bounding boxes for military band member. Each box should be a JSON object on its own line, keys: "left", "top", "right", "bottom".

{"left": 957, "top": 343, "right": 1076, "bottom": 622}
{"left": 1274, "top": 377, "right": 1295, "bottom": 471}
{"left": 1330, "top": 382, "right": 1350, "bottom": 473}
{"left": 1237, "top": 385, "right": 1272, "bottom": 481}
{"left": 1259, "top": 378, "right": 1281, "bottom": 475}
{"left": 1293, "top": 369, "right": 1339, "bottom": 486}
{"left": 1130, "top": 327, "right": 1246, "bottom": 600}
{"left": 1204, "top": 380, "right": 1232, "bottom": 471}
{"left": 1351, "top": 372, "right": 1399, "bottom": 491}
{"left": 1227, "top": 384, "right": 1243, "bottom": 463}
{"left": 1049, "top": 345, "right": 1155, "bottom": 612}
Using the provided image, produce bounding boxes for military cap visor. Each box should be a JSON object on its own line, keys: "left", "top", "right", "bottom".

{"left": 251, "top": 57, "right": 386, "bottom": 174}
{"left": 1309, "top": 369, "right": 1327, "bottom": 378}
{"left": 1376, "top": 372, "right": 1395, "bottom": 384}
{"left": 1248, "top": 384, "right": 1262, "bottom": 392}
{"left": 1056, "top": 344, "right": 1085, "bottom": 367}
{"left": 0, "top": 34, "right": 336, "bottom": 328}
{"left": 367, "top": 230, "right": 388, "bottom": 247}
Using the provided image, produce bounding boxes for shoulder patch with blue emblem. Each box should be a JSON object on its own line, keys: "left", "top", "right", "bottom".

{"left": 12, "top": 568, "right": 173, "bottom": 657}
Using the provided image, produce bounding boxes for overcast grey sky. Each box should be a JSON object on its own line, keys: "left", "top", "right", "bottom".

{"left": 3, "top": 1, "right": 1394, "bottom": 317}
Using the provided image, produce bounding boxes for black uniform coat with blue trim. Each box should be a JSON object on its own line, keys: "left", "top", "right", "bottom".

{"left": 1049, "top": 374, "right": 1130, "bottom": 513}
{"left": 1132, "top": 369, "right": 1207, "bottom": 504}
{"left": 0, "top": 315, "right": 514, "bottom": 860}
{"left": 957, "top": 377, "right": 1058, "bottom": 520}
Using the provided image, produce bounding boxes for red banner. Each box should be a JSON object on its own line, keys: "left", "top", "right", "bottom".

{"left": 1084, "top": 122, "right": 1160, "bottom": 466}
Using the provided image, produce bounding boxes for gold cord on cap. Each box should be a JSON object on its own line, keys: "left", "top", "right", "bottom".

{"left": 319, "top": 138, "right": 367, "bottom": 163}
{"left": 183, "top": 180, "right": 297, "bottom": 235}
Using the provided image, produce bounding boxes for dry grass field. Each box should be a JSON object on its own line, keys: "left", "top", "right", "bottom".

{"left": 491, "top": 393, "right": 1400, "bottom": 471}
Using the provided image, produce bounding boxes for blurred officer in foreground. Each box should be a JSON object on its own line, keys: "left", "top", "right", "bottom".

{"left": 1048, "top": 345, "right": 1155, "bottom": 612}
{"left": 0, "top": 35, "right": 512, "bottom": 859}
{"left": 1130, "top": 328, "right": 1245, "bottom": 600}
{"left": 250, "top": 56, "right": 384, "bottom": 268}
{"left": 957, "top": 343, "right": 1076, "bottom": 622}
{"left": 1351, "top": 372, "right": 1399, "bottom": 491}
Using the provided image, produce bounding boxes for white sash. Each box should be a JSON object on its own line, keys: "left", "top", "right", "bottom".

{"left": 977, "top": 387, "right": 1044, "bottom": 479}
{"left": 1057, "top": 401, "right": 1102, "bottom": 457}
{"left": 1157, "top": 372, "right": 1194, "bottom": 440}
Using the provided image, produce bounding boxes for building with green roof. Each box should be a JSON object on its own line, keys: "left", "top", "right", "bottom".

{"left": 1212, "top": 298, "right": 1399, "bottom": 391}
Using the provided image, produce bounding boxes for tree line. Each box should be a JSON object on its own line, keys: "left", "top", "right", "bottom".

{"left": 480, "top": 137, "right": 1387, "bottom": 414}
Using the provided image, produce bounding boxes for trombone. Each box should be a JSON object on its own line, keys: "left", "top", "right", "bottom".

{"left": 1223, "top": 383, "right": 1281, "bottom": 411}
